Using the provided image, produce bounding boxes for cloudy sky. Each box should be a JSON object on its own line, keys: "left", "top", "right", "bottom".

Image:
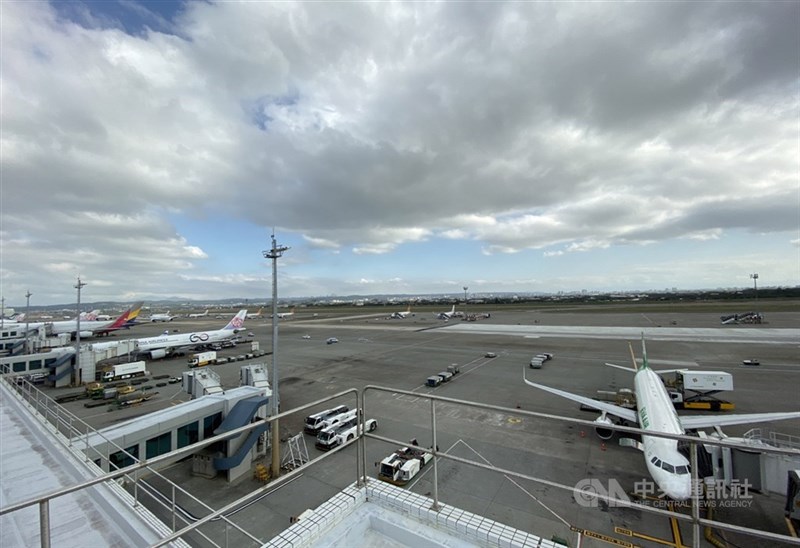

{"left": 2, "top": 1, "right": 798, "bottom": 306}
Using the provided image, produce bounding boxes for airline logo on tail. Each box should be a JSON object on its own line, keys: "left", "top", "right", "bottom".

{"left": 102, "top": 302, "right": 144, "bottom": 330}
{"left": 224, "top": 310, "right": 248, "bottom": 331}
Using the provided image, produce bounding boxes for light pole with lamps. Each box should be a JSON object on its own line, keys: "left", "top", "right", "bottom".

{"left": 750, "top": 273, "right": 759, "bottom": 309}
{"left": 74, "top": 277, "right": 86, "bottom": 385}
{"left": 463, "top": 286, "right": 468, "bottom": 318}
{"left": 24, "top": 290, "right": 32, "bottom": 354}
{"left": 263, "top": 234, "right": 289, "bottom": 478}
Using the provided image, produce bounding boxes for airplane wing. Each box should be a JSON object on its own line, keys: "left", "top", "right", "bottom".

{"left": 523, "top": 377, "right": 638, "bottom": 423}
{"left": 680, "top": 411, "right": 800, "bottom": 430}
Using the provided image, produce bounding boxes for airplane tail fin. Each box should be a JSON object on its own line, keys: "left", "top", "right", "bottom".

{"left": 124, "top": 303, "right": 144, "bottom": 326}
{"left": 224, "top": 310, "right": 247, "bottom": 331}
{"left": 81, "top": 310, "right": 100, "bottom": 321}
{"left": 632, "top": 333, "right": 649, "bottom": 371}
{"left": 108, "top": 301, "right": 144, "bottom": 329}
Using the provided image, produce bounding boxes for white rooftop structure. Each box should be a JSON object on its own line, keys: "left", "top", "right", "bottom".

{"left": 0, "top": 380, "right": 184, "bottom": 547}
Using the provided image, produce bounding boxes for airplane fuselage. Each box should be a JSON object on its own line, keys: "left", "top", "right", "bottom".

{"left": 633, "top": 367, "right": 692, "bottom": 500}
{"left": 137, "top": 329, "right": 235, "bottom": 353}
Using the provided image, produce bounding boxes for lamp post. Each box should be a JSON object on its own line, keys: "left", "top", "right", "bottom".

{"left": 463, "top": 286, "right": 468, "bottom": 318}
{"left": 74, "top": 277, "right": 86, "bottom": 385}
{"left": 25, "top": 290, "right": 32, "bottom": 354}
{"left": 263, "top": 234, "right": 289, "bottom": 478}
{"left": 750, "top": 273, "right": 759, "bottom": 309}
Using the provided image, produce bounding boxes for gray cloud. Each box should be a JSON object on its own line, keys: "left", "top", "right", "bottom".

{"left": 2, "top": 1, "right": 797, "bottom": 303}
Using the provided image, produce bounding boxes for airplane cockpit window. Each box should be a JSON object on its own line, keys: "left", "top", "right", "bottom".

{"left": 675, "top": 465, "right": 690, "bottom": 475}
{"left": 651, "top": 456, "right": 658, "bottom": 464}
{"left": 662, "top": 462, "right": 675, "bottom": 473}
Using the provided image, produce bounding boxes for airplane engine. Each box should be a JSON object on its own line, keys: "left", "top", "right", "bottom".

{"left": 78, "top": 331, "right": 93, "bottom": 338}
{"left": 149, "top": 349, "right": 167, "bottom": 360}
{"left": 594, "top": 413, "right": 615, "bottom": 440}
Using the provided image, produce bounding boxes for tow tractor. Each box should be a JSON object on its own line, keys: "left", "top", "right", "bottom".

{"left": 377, "top": 442, "right": 433, "bottom": 486}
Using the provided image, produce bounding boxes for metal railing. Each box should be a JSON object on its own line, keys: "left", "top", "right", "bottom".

{"left": 0, "top": 378, "right": 361, "bottom": 548}
{"left": 2, "top": 376, "right": 799, "bottom": 547}
{"left": 361, "top": 385, "right": 800, "bottom": 548}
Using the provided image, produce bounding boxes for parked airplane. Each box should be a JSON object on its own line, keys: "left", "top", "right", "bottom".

{"left": 247, "top": 308, "right": 264, "bottom": 319}
{"left": 135, "top": 310, "right": 248, "bottom": 359}
{"left": 5, "top": 302, "right": 143, "bottom": 338}
{"left": 148, "top": 311, "right": 174, "bottom": 322}
{"left": 437, "top": 305, "right": 457, "bottom": 320}
{"left": 391, "top": 305, "right": 413, "bottom": 319}
{"left": 188, "top": 309, "right": 209, "bottom": 318}
{"left": 272, "top": 307, "right": 295, "bottom": 319}
{"left": 523, "top": 336, "right": 800, "bottom": 501}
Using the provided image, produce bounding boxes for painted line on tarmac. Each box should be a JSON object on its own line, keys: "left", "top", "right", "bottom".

{"left": 409, "top": 438, "right": 571, "bottom": 528}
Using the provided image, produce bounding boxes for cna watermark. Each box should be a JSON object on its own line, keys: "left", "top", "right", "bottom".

{"left": 574, "top": 478, "right": 754, "bottom": 508}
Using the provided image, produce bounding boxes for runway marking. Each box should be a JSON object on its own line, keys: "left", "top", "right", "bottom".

{"left": 408, "top": 438, "right": 571, "bottom": 528}
{"left": 615, "top": 524, "right": 686, "bottom": 548}
{"left": 571, "top": 526, "right": 638, "bottom": 547}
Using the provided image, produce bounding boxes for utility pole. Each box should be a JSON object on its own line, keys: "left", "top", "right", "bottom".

{"left": 463, "top": 286, "right": 468, "bottom": 318}
{"left": 25, "top": 290, "right": 32, "bottom": 354}
{"left": 263, "top": 234, "right": 289, "bottom": 478}
{"left": 0, "top": 296, "right": 4, "bottom": 329}
{"left": 74, "top": 277, "right": 86, "bottom": 385}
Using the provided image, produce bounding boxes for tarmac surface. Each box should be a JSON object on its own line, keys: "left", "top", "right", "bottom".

{"left": 48, "top": 306, "right": 800, "bottom": 547}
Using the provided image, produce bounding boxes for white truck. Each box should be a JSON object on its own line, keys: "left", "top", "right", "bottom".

{"left": 102, "top": 361, "right": 147, "bottom": 382}
{"left": 315, "top": 416, "right": 378, "bottom": 451}
{"left": 664, "top": 371, "right": 735, "bottom": 411}
{"left": 188, "top": 351, "right": 217, "bottom": 368}
{"left": 378, "top": 445, "right": 434, "bottom": 486}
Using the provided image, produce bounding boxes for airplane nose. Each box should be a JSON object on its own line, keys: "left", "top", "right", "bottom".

{"left": 663, "top": 477, "right": 692, "bottom": 501}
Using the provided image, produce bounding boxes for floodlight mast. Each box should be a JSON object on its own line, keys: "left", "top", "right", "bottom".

{"left": 263, "top": 234, "right": 289, "bottom": 478}
{"left": 74, "top": 277, "right": 86, "bottom": 383}
{"left": 25, "top": 290, "right": 32, "bottom": 354}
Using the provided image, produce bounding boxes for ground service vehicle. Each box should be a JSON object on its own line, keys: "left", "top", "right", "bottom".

{"left": 102, "top": 361, "right": 147, "bottom": 382}
{"left": 188, "top": 351, "right": 217, "bottom": 368}
{"left": 437, "top": 371, "right": 453, "bottom": 382}
{"left": 664, "top": 371, "right": 735, "bottom": 411}
{"left": 742, "top": 359, "right": 760, "bottom": 366}
{"left": 315, "top": 409, "right": 359, "bottom": 434}
{"left": 315, "top": 416, "right": 378, "bottom": 450}
{"left": 326, "top": 337, "right": 339, "bottom": 344}
{"left": 378, "top": 445, "right": 434, "bottom": 486}
{"left": 530, "top": 352, "right": 553, "bottom": 369}
{"left": 426, "top": 375, "right": 441, "bottom": 387}
{"left": 304, "top": 404, "right": 350, "bottom": 434}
